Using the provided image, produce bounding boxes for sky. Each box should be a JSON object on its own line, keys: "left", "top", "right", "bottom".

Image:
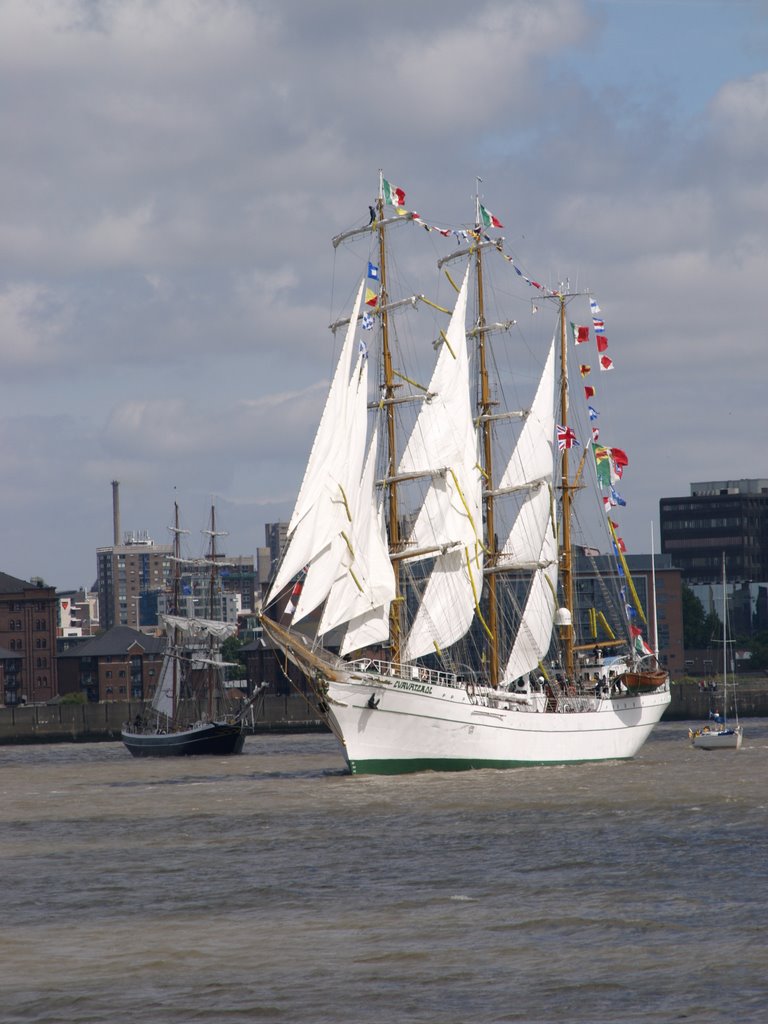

{"left": 1, "top": 0, "right": 768, "bottom": 591}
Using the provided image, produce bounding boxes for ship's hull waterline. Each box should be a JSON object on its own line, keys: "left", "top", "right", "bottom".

{"left": 262, "top": 618, "right": 670, "bottom": 775}
{"left": 326, "top": 674, "right": 670, "bottom": 774}
{"left": 121, "top": 720, "right": 245, "bottom": 758}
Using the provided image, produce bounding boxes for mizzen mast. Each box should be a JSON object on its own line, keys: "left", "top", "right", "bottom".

{"left": 557, "top": 295, "right": 576, "bottom": 680}
{"left": 549, "top": 286, "right": 590, "bottom": 681}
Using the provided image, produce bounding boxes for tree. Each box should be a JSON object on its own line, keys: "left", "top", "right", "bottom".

{"left": 59, "top": 691, "right": 87, "bottom": 705}
{"left": 744, "top": 631, "right": 768, "bottom": 671}
{"left": 221, "top": 635, "right": 246, "bottom": 680}
{"left": 682, "top": 585, "right": 721, "bottom": 649}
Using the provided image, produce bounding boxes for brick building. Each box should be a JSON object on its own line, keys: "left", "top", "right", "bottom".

{"left": 0, "top": 572, "right": 58, "bottom": 705}
{"left": 57, "top": 625, "right": 166, "bottom": 703}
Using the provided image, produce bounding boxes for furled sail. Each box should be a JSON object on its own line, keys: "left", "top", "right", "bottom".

{"left": 267, "top": 282, "right": 366, "bottom": 606}
{"left": 398, "top": 267, "right": 483, "bottom": 661}
{"left": 150, "top": 614, "right": 238, "bottom": 719}
{"left": 161, "top": 614, "right": 239, "bottom": 642}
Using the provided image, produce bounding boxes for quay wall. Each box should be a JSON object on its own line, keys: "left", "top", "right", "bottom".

{"left": 664, "top": 679, "right": 768, "bottom": 721}
{"left": 0, "top": 694, "right": 326, "bottom": 746}
{"left": 1, "top": 679, "right": 766, "bottom": 744}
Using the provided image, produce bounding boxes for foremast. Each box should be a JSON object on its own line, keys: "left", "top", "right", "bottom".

{"left": 374, "top": 173, "right": 404, "bottom": 664}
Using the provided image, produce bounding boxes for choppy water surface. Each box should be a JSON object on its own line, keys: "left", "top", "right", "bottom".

{"left": 1, "top": 720, "right": 767, "bottom": 1024}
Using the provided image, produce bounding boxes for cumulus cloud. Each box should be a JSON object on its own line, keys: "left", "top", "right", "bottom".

{"left": 0, "top": 0, "right": 766, "bottom": 585}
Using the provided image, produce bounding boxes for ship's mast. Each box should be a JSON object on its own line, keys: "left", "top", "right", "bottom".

{"left": 557, "top": 295, "right": 576, "bottom": 680}
{"left": 436, "top": 193, "right": 514, "bottom": 688}
{"left": 376, "top": 171, "right": 403, "bottom": 663}
{"left": 170, "top": 501, "right": 182, "bottom": 726}
{"left": 474, "top": 210, "right": 500, "bottom": 688}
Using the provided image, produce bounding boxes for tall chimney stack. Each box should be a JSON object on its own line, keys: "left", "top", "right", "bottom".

{"left": 111, "top": 480, "right": 121, "bottom": 546}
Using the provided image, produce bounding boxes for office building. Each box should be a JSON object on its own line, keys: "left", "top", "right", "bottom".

{"left": 660, "top": 479, "right": 768, "bottom": 635}
{"left": 96, "top": 532, "right": 173, "bottom": 631}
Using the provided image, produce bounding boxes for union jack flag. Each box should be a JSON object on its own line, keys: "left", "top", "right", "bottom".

{"left": 556, "top": 425, "right": 579, "bottom": 450}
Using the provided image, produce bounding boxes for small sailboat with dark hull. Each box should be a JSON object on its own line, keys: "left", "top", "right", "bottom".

{"left": 122, "top": 504, "right": 246, "bottom": 758}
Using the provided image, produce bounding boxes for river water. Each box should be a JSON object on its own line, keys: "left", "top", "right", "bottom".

{"left": 1, "top": 719, "right": 766, "bottom": 1024}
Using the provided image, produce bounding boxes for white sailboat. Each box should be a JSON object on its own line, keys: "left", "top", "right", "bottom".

{"left": 689, "top": 556, "right": 743, "bottom": 751}
{"left": 261, "top": 174, "right": 670, "bottom": 774}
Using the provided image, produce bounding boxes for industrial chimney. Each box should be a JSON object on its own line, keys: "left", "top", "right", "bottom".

{"left": 111, "top": 480, "right": 120, "bottom": 546}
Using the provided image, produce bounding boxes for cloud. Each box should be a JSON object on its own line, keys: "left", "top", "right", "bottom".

{"left": 0, "top": 283, "right": 74, "bottom": 366}
{"left": 0, "top": 0, "right": 766, "bottom": 590}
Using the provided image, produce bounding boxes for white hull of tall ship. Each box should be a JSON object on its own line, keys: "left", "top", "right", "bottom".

{"left": 326, "top": 668, "right": 669, "bottom": 774}
{"left": 689, "top": 725, "right": 743, "bottom": 751}
{"left": 263, "top": 624, "right": 670, "bottom": 773}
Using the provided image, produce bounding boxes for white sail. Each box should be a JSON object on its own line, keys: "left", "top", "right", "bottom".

{"left": 338, "top": 497, "right": 392, "bottom": 656}
{"left": 501, "top": 500, "right": 558, "bottom": 683}
{"left": 291, "top": 350, "right": 370, "bottom": 623}
{"left": 267, "top": 282, "right": 366, "bottom": 604}
{"left": 499, "top": 482, "right": 555, "bottom": 565}
{"left": 497, "top": 340, "right": 555, "bottom": 492}
{"left": 150, "top": 645, "right": 176, "bottom": 719}
{"left": 398, "top": 268, "right": 483, "bottom": 660}
{"left": 402, "top": 542, "right": 483, "bottom": 662}
{"left": 319, "top": 425, "right": 395, "bottom": 642}
{"left": 493, "top": 342, "right": 558, "bottom": 682}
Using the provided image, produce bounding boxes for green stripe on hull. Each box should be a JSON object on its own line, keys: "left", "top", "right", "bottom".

{"left": 347, "top": 755, "right": 633, "bottom": 775}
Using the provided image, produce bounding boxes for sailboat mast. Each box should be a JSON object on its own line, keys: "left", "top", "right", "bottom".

{"left": 474, "top": 219, "right": 499, "bottom": 688}
{"left": 206, "top": 503, "right": 220, "bottom": 719}
{"left": 558, "top": 296, "right": 576, "bottom": 680}
{"left": 170, "top": 501, "right": 182, "bottom": 725}
{"left": 722, "top": 552, "right": 728, "bottom": 717}
{"left": 377, "top": 171, "right": 403, "bottom": 663}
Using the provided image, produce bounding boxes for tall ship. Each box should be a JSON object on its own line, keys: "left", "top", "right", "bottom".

{"left": 262, "top": 173, "right": 670, "bottom": 774}
{"left": 122, "top": 504, "right": 246, "bottom": 757}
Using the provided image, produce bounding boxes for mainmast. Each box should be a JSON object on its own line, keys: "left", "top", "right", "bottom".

{"left": 436, "top": 194, "right": 514, "bottom": 688}
{"left": 474, "top": 218, "right": 499, "bottom": 688}
{"left": 203, "top": 503, "right": 227, "bottom": 718}
{"left": 169, "top": 501, "right": 183, "bottom": 725}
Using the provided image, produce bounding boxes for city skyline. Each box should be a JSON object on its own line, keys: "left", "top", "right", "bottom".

{"left": 2, "top": 0, "right": 767, "bottom": 590}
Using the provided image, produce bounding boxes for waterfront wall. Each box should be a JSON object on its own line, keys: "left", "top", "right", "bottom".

{"left": 1, "top": 680, "right": 766, "bottom": 744}
{"left": 0, "top": 694, "right": 326, "bottom": 746}
{"left": 665, "top": 679, "right": 768, "bottom": 721}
